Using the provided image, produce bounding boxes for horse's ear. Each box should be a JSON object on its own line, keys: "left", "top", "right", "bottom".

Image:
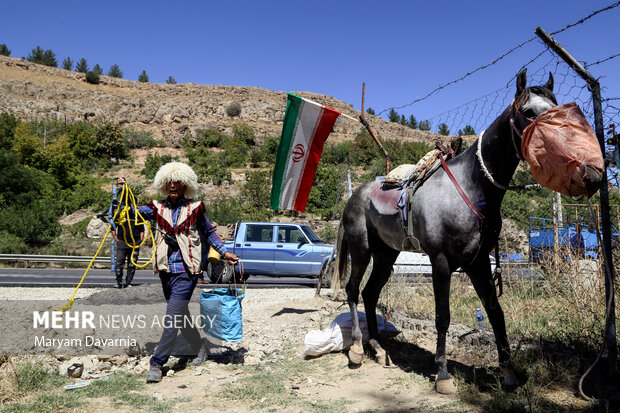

{"left": 544, "top": 72, "right": 554, "bottom": 92}
{"left": 516, "top": 69, "right": 527, "bottom": 95}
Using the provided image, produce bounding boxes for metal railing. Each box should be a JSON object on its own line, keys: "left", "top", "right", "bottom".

{"left": 0, "top": 254, "right": 150, "bottom": 265}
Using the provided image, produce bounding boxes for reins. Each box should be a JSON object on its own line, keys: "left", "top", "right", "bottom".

{"left": 436, "top": 142, "right": 485, "bottom": 224}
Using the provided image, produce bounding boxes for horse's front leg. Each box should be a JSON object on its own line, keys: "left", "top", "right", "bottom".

{"left": 346, "top": 254, "right": 370, "bottom": 367}
{"left": 431, "top": 254, "right": 457, "bottom": 394}
{"left": 466, "top": 257, "right": 518, "bottom": 390}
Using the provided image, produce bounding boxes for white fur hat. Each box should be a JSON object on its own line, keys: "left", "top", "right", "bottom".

{"left": 153, "top": 162, "right": 199, "bottom": 198}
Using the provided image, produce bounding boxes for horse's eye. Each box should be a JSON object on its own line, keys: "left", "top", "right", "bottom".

{"left": 522, "top": 109, "right": 536, "bottom": 119}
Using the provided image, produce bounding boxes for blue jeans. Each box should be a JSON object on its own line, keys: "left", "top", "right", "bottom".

{"left": 150, "top": 271, "right": 202, "bottom": 367}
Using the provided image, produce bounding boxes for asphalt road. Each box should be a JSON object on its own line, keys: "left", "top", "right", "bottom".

{"left": 0, "top": 268, "right": 318, "bottom": 288}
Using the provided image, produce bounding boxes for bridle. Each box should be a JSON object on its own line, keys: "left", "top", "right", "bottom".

{"left": 477, "top": 98, "right": 550, "bottom": 192}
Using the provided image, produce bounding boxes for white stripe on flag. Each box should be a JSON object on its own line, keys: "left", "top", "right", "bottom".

{"left": 279, "top": 99, "right": 322, "bottom": 209}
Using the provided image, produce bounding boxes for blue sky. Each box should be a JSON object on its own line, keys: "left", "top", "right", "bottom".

{"left": 1, "top": 0, "right": 619, "bottom": 132}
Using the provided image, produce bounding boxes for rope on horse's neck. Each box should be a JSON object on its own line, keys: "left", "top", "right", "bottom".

{"left": 476, "top": 131, "right": 541, "bottom": 192}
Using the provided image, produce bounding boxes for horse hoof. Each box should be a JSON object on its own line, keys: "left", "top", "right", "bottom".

{"left": 435, "top": 378, "right": 457, "bottom": 394}
{"left": 348, "top": 342, "right": 363, "bottom": 366}
{"left": 501, "top": 367, "right": 519, "bottom": 391}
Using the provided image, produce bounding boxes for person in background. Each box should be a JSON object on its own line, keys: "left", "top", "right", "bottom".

{"left": 110, "top": 194, "right": 144, "bottom": 288}
{"left": 117, "top": 162, "right": 238, "bottom": 384}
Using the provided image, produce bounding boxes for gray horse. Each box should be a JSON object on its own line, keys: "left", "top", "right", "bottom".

{"left": 333, "top": 69, "right": 603, "bottom": 394}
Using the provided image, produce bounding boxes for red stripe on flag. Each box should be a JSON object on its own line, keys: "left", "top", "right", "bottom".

{"left": 293, "top": 107, "right": 340, "bottom": 212}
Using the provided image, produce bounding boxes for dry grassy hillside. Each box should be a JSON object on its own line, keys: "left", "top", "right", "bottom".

{"left": 0, "top": 55, "right": 444, "bottom": 147}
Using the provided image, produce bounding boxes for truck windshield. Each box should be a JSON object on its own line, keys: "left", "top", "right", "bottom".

{"left": 300, "top": 225, "right": 321, "bottom": 243}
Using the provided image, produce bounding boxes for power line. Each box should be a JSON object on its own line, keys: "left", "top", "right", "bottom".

{"left": 379, "top": 1, "right": 620, "bottom": 116}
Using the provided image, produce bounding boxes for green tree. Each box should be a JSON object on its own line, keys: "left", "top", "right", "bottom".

{"left": 366, "top": 107, "right": 375, "bottom": 115}
{"left": 75, "top": 58, "right": 88, "bottom": 73}
{"left": 0, "top": 44, "right": 11, "bottom": 56}
{"left": 166, "top": 76, "right": 177, "bottom": 84}
{"left": 94, "top": 121, "right": 129, "bottom": 162}
{"left": 0, "top": 149, "right": 62, "bottom": 247}
{"left": 107, "top": 64, "right": 123, "bottom": 78}
{"left": 138, "top": 70, "right": 149, "bottom": 82}
{"left": 400, "top": 115, "right": 407, "bottom": 126}
{"left": 388, "top": 109, "right": 399, "bottom": 122}
{"left": 45, "top": 135, "right": 79, "bottom": 187}
{"left": 0, "top": 112, "right": 19, "bottom": 150}
{"left": 458, "top": 125, "right": 476, "bottom": 136}
{"left": 12, "top": 122, "right": 44, "bottom": 166}
{"left": 92, "top": 64, "right": 103, "bottom": 75}
{"left": 232, "top": 123, "right": 255, "bottom": 146}
{"left": 307, "top": 164, "right": 343, "bottom": 218}
{"left": 61, "top": 57, "right": 73, "bottom": 70}
{"left": 65, "top": 121, "right": 97, "bottom": 166}
{"left": 27, "top": 46, "right": 57, "bottom": 67}
{"left": 438, "top": 123, "right": 450, "bottom": 136}
{"left": 419, "top": 120, "right": 431, "bottom": 131}
{"left": 408, "top": 114, "right": 418, "bottom": 129}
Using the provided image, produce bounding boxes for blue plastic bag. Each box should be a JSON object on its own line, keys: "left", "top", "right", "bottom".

{"left": 200, "top": 288, "right": 245, "bottom": 343}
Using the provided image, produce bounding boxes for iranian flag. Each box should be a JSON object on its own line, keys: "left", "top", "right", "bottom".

{"left": 270, "top": 93, "right": 341, "bottom": 212}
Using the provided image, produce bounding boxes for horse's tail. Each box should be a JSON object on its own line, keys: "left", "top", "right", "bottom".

{"left": 331, "top": 222, "right": 348, "bottom": 294}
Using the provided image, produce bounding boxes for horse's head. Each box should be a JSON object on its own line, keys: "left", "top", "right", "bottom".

{"left": 513, "top": 69, "right": 603, "bottom": 197}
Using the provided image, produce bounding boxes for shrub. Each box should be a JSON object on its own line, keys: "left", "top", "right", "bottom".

{"left": 195, "top": 129, "right": 226, "bottom": 148}
{"left": 85, "top": 70, "right": 100, "bottom": 84}
{"left": 141, "top": 153, "right": 178, "bottom": 179}
{"left": 226, "top": 102, "right": 242, "bottom": 117}
{"left": 61, "top": 174, "right": 109, "bottom": 213}
{"left": 204, "top": 195, "right": 247, "bottom": 225}
{"left": 124, "top": 128, "right": 161, "bottom": 148}
{"left": 0, "top": 230, "right": 28, "bottom": 253}
{"left": 232, "top": 123, "right": 255, "bottom": 146}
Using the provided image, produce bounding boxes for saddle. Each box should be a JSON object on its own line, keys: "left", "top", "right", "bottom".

{"left": 369, "top": 138, "right": 462, "bottom": 249}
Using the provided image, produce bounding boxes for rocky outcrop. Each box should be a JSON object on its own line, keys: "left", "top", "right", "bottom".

{"left": 0, "top": 55, "right": 441, "bottom": 146}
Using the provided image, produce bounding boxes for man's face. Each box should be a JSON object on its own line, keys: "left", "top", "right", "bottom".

{"left": 166, "top": 181, "right": 186, "bottom": 203}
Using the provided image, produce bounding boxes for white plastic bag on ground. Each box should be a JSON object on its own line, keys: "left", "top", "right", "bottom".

{"left": 300, "top": 312, "right": 400, "bottom": 358}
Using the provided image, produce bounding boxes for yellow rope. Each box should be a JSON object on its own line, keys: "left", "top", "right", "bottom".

{"left": 56, "top": 182, "right": 155, "bottom": 312}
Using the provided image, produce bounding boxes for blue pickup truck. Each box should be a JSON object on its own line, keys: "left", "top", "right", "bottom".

{"left": 205, "top": 222, "right": 335, "bottom": 282}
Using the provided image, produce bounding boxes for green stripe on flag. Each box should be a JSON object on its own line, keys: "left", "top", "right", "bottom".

{"left": 271, "top": 93, "right": 303, "bottom": 210}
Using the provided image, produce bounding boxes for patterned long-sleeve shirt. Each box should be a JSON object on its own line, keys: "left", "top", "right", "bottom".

{"left": 138, "top": 196, "right": 227, "bottom": 274}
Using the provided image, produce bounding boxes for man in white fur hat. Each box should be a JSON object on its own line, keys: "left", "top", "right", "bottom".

{"left": 118, "top": 161, "right": 238, "bottom": 383}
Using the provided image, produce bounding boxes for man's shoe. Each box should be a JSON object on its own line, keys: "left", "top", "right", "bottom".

{"left": 192, "top": 341, "right": 209, "bottom": 366}
{"left": 197, "top": 278, "right": 209, "bottom": 285}
{"left": 146, "top": 364, "right": 162, "bottom": 383}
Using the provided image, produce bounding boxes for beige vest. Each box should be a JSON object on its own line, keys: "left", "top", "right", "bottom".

{"left": 152, "top": 200, "right": 203, "bottom": 274}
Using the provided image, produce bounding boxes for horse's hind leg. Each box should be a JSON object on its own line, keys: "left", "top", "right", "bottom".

{"left": 466, "top": 256, "right": 518, "bottom": 390}
{"left": 345, "top": 242, "right": 371, "bottom": 367}
{"left": 362, "top": 246, "right": 399, "bottom": 365}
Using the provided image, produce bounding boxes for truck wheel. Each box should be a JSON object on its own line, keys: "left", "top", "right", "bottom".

{"left": 207, "top": 261, "right": 233, "bottom": 284}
